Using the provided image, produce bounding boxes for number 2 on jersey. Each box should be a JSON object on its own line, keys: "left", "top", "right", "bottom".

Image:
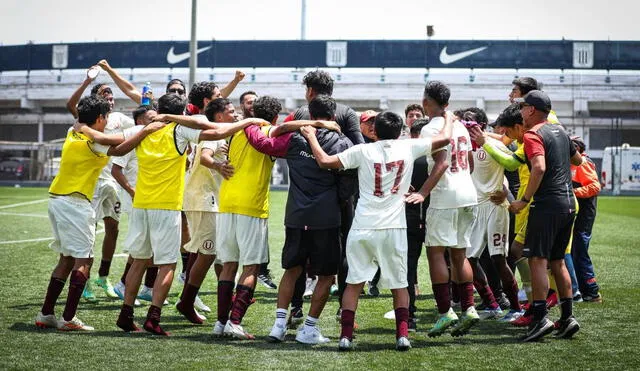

{"left": 373, "top": 160, "right": 405, "bottom": 197}
{"left": 449, "top": 136, "right": 469, "bottom": 173}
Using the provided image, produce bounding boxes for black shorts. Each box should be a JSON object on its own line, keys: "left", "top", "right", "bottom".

{"left": 282, "top": 227, "right": 341, "bottom": 276}
{"left": 523, "top": 209, "right": 575, "bottom": 261}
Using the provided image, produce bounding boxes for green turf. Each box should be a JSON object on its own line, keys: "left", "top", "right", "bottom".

{"left": 0, "top": 187, "right": 639, "bottom": 370}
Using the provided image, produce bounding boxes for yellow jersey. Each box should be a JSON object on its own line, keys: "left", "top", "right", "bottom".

{"left": 49, "top": 128, "right": 109, "bottom": 201}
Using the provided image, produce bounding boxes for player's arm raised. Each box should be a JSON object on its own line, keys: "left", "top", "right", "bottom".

{"left": 98, "top": 59, "right": 142, "bottom": 104}
{"left": 300, "top": 126, "right": 343, "bottom": 169}
{"left": 219, "top": 70, "right": 245, "bottom": 98}
{"left": 66, "top": 67, "right": 98, "bottom": 119}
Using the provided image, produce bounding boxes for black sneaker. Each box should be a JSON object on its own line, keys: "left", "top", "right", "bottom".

{"left": 553, "top": 316, "right": 580, "bottom": 339}
{"left": 521, "top": 317, "right": 554, "bottom": 342}
{"left": 367, "top": 283, "right": 380, "bottom": 297}
{"left": 287, "top": 307, "right": 304, "bottom": 329}
{"left": 582, "top": 293, "right": 602, "bottom": 303}
{"left": 497, "top": 293, "right": 511, "bottom": 310}
{"left": 258, "top": 272, "right": 278, "bottom": 290}
{"left": 408, "top": 318, "right": 417, "bottom": 333}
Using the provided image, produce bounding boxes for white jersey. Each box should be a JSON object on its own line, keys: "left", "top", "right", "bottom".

{"left": 97, "top": 112, "right": 135, "bottom": 182}
{"left": 182, "top": 140, "right": 226, "bottom": 212}
{"left": 472, "top": 137, "right": 509, "bottom": 204}
{"left": 420, "top": 117, "right": 477, "bottom": 209}
{"left": 337, "top": 138, "right": 433, "bottom": 230}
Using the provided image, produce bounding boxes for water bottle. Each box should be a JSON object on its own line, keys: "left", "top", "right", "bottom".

{"left": 141, "top": 82, "right": 152, "bottom": 105}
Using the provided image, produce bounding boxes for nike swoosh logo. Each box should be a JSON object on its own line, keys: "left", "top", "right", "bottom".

{"left": 166, "top": 45, "right": 212, "bottom": 64}
{"left": 439, "top": 46, "right": 488, "bottom": 65}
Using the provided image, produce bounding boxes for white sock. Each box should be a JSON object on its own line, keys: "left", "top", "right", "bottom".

{"left": 303, "top": 315, "right": 318, "bottom": 330}
{"left": 275, "top": 308, "right": 287, "bottom": 327}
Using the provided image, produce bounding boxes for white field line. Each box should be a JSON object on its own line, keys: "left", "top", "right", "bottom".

{"left": 0, "top": 211, "right": 49, "bottom": 218}
{"left": 0, "top": 198, "right": 48, "bottom": 210}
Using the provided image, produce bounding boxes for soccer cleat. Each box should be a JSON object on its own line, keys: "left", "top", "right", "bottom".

{"left": 212, "top": 320, "right": 226, "bottom": 337}
{"left": 94, "top": 277, "right": 118, "bottom": 298}
{"left": 267, "top": 323, "right": 287, "bottom": 343}
{"left": 427, "top": 308, "right": 459, "bottom": 338}
{"left": 82, "top": 280, "right": 97, "bottom": 302}
{"left": 295, "top": 326, "right": 330, "bottom": 344}
{"left": 511, "top": 312, "right": 533, "bottom": 327}
{"left": 478, "top": 306, "right": 504, "bottom": 320}
{"left": 546, "top": 292, "right": 558, "bottom": 309}
{"left": 194, "top": 295, "right": 211, "bottom": 313}
{"left": 408, "top": 317, "right": 418, "bottom": 332}
{"left": 367, "top": 282, "right": 380, "bottom": 297}
{"left": 223, "top": 321, "right": 255, "bottom": 340}
{"left": 521, "top": 317, "right": 554, "bottom": 342}
{"left": 330, "top": 284, "right": 339, "bottom": 296}
{"left": 35, "top": 312, "right": 58, "bottom": 329}
{"left": 451, "top": 307, "right": 480, "bottom": 337}
{"left": 497, "top": 293, "right": 511, "bottom": 310}
{"left": 573, "top": 291, "right": 583, "bottom": 303}
{"left": 143, "top": 319, "right": 169, "bottom": 336}
{"left": 287, "top": 307, "right": 304, "bottom": 329}
{"left": 383, "top": 310, "right": 396, "bottom": 320}
{"left": 137, "top": 286, "right": 153, "bottom": 302}
{"left": 116, "top": 315, "right": 141, "bottom": 333}
{"left": 303, "top": 278, "right": 317, "bottom": 298}
{"left": 499, "top": 309, "right": 525, "bottom": 323}
{"left": 396, "top": 336, "right": 411, "bottom": 351}
{"left": 450, "top": 300, "right": 461, "bottom": 311}
{"left": 58, "top": 316, "right": 94, "bottom": 331}
{"left": 583, "top": 293, "right": 602, "bottom": 303}
{"left": 338, "top": 337, "right": 353, "bottom": 352}
{"left": 114, "top": 281, "right": 141, "bottom": 306}
{"left": 176, "top": 300, "right": 204, "bottom": 325}
{"left": 553, "top": 316, "right": 580, "bottom": 339}
{"left": 258, "top": 272, "right": 278, "bottom": 290}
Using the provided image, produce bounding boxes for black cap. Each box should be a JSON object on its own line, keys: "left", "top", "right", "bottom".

{"left": 514, "top": 90, "right": 551, "bottom": 114}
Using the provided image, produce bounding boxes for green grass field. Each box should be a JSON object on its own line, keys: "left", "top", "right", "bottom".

{"left": 0, "top": 187, "right": 639, "bottom": 370}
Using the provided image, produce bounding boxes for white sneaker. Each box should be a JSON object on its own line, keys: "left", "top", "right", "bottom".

{"left": 178, "top": 272, "right": 186, "bottom": 284}
{"left": 396, "top": 336, "right": 411, "bottom": 351}
{"left": 223, "top": 321, "right": 255, "bottom": 340}
{"left": 114, "top": 280, "right": 141, "bottom": 306}
{"left": 35, "top": 312, "right": 58, "bottom": 329}
{"left": 295, "top": 326, "right": 330, "bottom": 344}
{"left": 194, "top": 295, "right": 211, "bottom": 313}
{"left": 478, "top": 307, "right": 504, "bottom": 320}
{"left": 137, "top": 286, "right": 153, "bottom": 301}
{"left": 57, "top": 316, "right": 94, "bottom": 331}
{"left": 195, "top": 308, "right": 206, "bottom": 321}
{"left": 267, "top": 323, "right": 287, "bottom": 343}
{"left": 338, "top": 337, "right": 353, "bottom": 351}
{"left": 383, "top": 309, "right": 396, "bottom": 320}
{"left": 303, "top": 278, "right": 317, "bottom": 298}
{"left": 212, "top": 320, "right": 226, "bottom": 337}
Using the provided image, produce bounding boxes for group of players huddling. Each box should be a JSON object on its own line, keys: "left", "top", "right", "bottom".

{"left": 34, "top": 60, "right": 603, "bottom": 351}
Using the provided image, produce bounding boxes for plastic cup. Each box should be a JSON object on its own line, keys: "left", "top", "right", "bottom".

{"left": 87, "top": 67, "right": 100, "bottom": 79}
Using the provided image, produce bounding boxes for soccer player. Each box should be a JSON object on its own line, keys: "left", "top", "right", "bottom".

{"left": 65, "top": 59, "right": 140, "bottom": 301}
{"left": 114, "top": 93, "right": 267, "bottom": 335}
{"left": 406, "top": 81, "right": 480, "bottom": 338}
{"left": 301, "top": 110, "right": 454, "bottom": 351}
{"left": 240, "top": 95, "right": 354, "bottom": 344}
{"left": 511, "top": 90, "right": 583, "bottom": 342}
{"left": 35, "top": 95, "right": 161, "bottom": 331}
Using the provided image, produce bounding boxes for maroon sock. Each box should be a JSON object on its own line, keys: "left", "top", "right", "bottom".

{"left": 395, "top": 307, "right": 409, "bottom": 339}
{"left": 217, "top": 280, "right": 234, "bottom": 323}
{"left": 41, "top": 277, "right": 66, "bottom": 316}
{"left": 62, "top": 271, "right": 87, "bottom": 321}
{"left": 505, "top": 278, "right": 521, "bottom": 311}
{"left": 340, "top": 309, "right": 355, "bottom": 340}
{"left": 473, "top": 280, "right": 498, "bottom": 309}
{"left": 451, "top": 280, "right": 461, "bottom": 304}
{"left": 98, "top": 259, "right": 111, "bottom": 278}
{"left": 230, "top": 285, "right": 254, "bottom": 325}
{"left": 116, "top": 304, "right": 139, "bottom": 332}
{"left": 144, "top": 305, "right": 168, "bottom": 336}
{"left": 459, "top": 282, "right": 476, "bottom": 312}
{"left": 120, "top": 262, "right": 132, "bottom": 285}
{"left": 144, "top": 266, "right": 158, "bottom": 288}
{"left": 181, "top": 283, "right": 200, "bottom": 305}
{"left": 432, "top": 283, "right": 451, "bottom": 314}
{"left": 184, "top": 253, "right": 197, "bottom": 284}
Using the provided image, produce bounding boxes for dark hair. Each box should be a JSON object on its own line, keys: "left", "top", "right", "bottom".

{"left": 374, "top": 111, "right": 404, "bottom": 140}
{"left": 423, "top": 81, "right": 450, "bottom": 107}
{"left": 495, "top": 103, "right": 523, "bottom": 128}
{"left": 188, "top": 81, "right": 219, "bottom": 109}
{"left": 166, "top": 79, "right": 186, "bottom": 93}
{"left": 512, "top": 77, "right": 539, "bottom": 95}
{"left": 453, "top": 109, "right": 466, "bottom": 119}
{"left": 77, "top": 95, "right": 111, "bottom": 125}
{"left": 462, "top": 107, "right": 488, "bottom": 125}
{"left": 404, "top": 104, "right": 425, "bottom": 117}
{"left": 308, "top": 94, "right": 336, "bottom": 120}
{"left": 90, "top": 83, "right": 112, "bottom": 96}
{"left": 132, "top": 104, "right": 157, "bottom": 123}
{"left": 302, "top": 70, "right": 334, "bottom": 96}
{"left": 204, "top": 98, "right": 232, "bottom": 121}
{"left": 239, "top": 91, "right": 257, "bottom": 104}
{"left": 410, "top": 117, "right": 429, "bottom": 136}
{"left": 157, "top": 94, "right": 187, "bottom": 115}
{"left": 253, "top": 96, "right": 282, "bottom": 123}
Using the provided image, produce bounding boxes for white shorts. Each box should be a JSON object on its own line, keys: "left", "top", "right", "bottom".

{"left": 184, "top": 211, "right": 217, "bottom": 256}
{"left": 118, "top": 187, "right": 133, "bottom": 215}
{"left": 124, "top": 208, "right": 181, "bottom": 265}
{"left": 345, "top": 228, "right": 408, "bottom": 290}
{"left": 467, "top": 202, "right": 510, "bottom": 258}
{"left": 48, "top": 195, "right": 95, "bottom": 258}
{"left": 92, "top": 179, "right": 121, "bottom": 221}
{"left": 425, "top": 206, "right": 477, "bottom": 249}
{"left": 215, "top": 213, "right": 269, "bottom": 266}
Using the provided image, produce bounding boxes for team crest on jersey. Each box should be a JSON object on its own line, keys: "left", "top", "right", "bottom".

{"left": 202, "top": 240, "right": 214, "bottom": 250}
{"left": 478, "top": 150, "right": 487, "bottom": 161}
